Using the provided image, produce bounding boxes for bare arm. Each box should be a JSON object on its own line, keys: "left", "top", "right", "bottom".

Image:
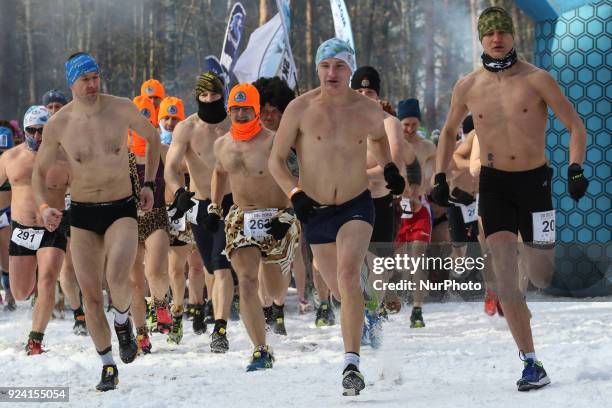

{"left": 469, "top": 134, "right": 481, "bottom": 178}
{"left": 367, "top": 112, "right": 394, "bottom": 169}
{"left": 453, "top": 131, "right": 475, "bottom": 170}
{"left": 0, "top": 152, "right": 7, "bottom": 186}
{"left": 164, "top": 121, "right": 190, "bottom": 194}
{"left": 386, "top": 115, "right": 408, "bottom": 178}
{"left": 534, "top": 70, "right": 586, "bottom": 165}
{"left": 33, "top": 119, "right": 61, "bottom": 209}
{"left": 269, "top": 100, "right": 300, "bottom": 195}
{"left": 437, "top": 78, "right": 470, "bottom": 174}
{"left": 210, "top": 138, "right": 229, "bottom": 205}
{"left": 128, "top": 101, "right": 160, "bottom": 183}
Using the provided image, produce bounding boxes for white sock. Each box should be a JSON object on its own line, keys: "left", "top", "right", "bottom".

{"left": 98, "top": 347, "right": 115, "bottom": 366}
{"left": 525, "top": 352, "right": 537, "bottom": 361}
{"left": 343, "top": 352, "right": 360, "bottom": 371}
{"left": 114, "top": 308, "right": 129, "bottom": 325}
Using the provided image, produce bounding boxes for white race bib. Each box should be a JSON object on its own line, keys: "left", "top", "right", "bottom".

{"left": 458, "top": 196, "right": 478, "bottom": 224}
{"left": 244, "top": 208, "right": 277, "bottom": 239}
{"left": 185, "top": 199, "right": 199, "bottom": 225}
{"left": 532, "top": 210, "right": 556, "bottom": 244}
{"left": 64, "top": 194, "right": 71, "bottom": 210}
{"left": 400, "top": 198, "right": 413, "bottom": 219}
{"left": 11, "top": 227, "right": 44, "bottom": 251}
{"left": 167, "top": 209, "right": 186, "bottom": 232}
{"left": 0, "top": 213, "right": 9, "bottom": 229}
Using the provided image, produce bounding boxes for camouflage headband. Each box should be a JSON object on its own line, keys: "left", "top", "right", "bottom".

{"left": 195, "top": 71, "right": 224, "bottom": 97}
{"left": 478, "top": 7, "right": 514, "bottom": 41}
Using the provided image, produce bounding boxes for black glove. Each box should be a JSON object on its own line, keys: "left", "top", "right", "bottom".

{"left": 430, "top": 173, "right": 452, "bottom": 207}
{"left": 290, "top": 191, "right": 319, "bottom": 224}
{"left": 266, "top": 217, "right": 291, "bottom": 241}
{"left": 168, "top": 187, "right": 195, "bottom": 220}
{"left": 383, "top": 163, "right": 406, "bottom": 195}
{"left": 202, "top": 213, "right": 221, "bottom": 232}
{"left": 449, "top": 187, "right": 476, "bottom": 206}
{"left": 568, "top": 163, "right": 588, "bottom": 202}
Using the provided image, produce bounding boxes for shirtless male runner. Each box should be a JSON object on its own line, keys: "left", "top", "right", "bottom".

{"left": 394, "top": 98, "right": 435, "bottom": 327}
{"left": 207, "top": 83, "right": 300, "bottom": 371}
{"left": 433, "top": 7, "right": 588, "bottom": 391}
{"left": 269, "top": 38, "right": 405, "bottom": 396}
{"left": 32, "top": 52, "right": 160, "bottom": 392}
{"left": 350, "top": 65, "right": 410, "bottom": 346}
{"left": 165, "top": 72, "right": 234, "bottom": 353}
{"left": 0, "top": 106, "right": 70, "bottom": 354}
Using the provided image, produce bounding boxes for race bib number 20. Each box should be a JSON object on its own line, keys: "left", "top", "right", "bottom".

{"left": 532, "top": 210, "right": 556, "bottom": 244}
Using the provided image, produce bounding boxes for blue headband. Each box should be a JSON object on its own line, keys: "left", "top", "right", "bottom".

{"left": 65, "top": 54, "right": 100, "bottom": 87}
{"left": 0, "top": 126, "right": 14, "bottom": 149}
{"left": 315, "top": 38, "right": 356, "bottom": 72}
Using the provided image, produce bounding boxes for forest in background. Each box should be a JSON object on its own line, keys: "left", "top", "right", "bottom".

{"left": 0, "top": 0, "right": 534, "bottom": 132}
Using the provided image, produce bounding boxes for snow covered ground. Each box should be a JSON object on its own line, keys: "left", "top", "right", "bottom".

{"left": 1, "top": 290, "right": 611, "bottom": 408}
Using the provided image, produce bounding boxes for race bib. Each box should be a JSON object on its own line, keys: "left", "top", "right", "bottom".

{"left": 167, "top": 210, "right": 186, "bottom": 232}
{"left": 532, "top": 210, "right": 556, "bottom": 244}
{"left": 244, "top": 208, "right": 277, "bottom": 240}
{"left": 11, "top": 227, "right": 44, "bottom": 251}
{"left": 400, "top": 198, "right": 413, "bottom": 219}
{"left": 64, "top": 194, "right": 71, "bottom": 210}
{"left": 0, "top": 213, "right": 9, "bottom": 229}
{"left": 185, "top": 199, "right": 199, "bottom": 225}
{"left": 458, "top": 198, "right": 478, "bottom": 224}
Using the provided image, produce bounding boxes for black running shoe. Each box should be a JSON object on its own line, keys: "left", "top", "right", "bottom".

{"left": 203, "top": 299, "right": 215, "bottom": 325}
{"left": 342, "top": 364, "right": 365, "bottom": 396}
{"left": 192, "top": 304, "right": 206, "bottom": 335}
{"left": 210, "top": 326, "right": 229, "bottom": 353}
{"left": 96, "top": 365, "right": 119, "bottom": 392}
{"left": 410, "top": 307, "right": 425, "bottom": 328}
{"left": 315, "top": 302, "right": 336, "bottom": 327}
{"left": 271, "top": 304, "right": 287, "bottom": 336}
{"left": 114, "top": 320, "right": 138, "bottom": 364}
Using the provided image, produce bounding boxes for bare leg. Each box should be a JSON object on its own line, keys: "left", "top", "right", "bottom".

{"left": 169, "top": 245, "right": 191, "bottom": 310}
{"left": 230, "top": 247, "right": 265, "bottom": 346}
{"left": 188, "top": 250, "right": 205, "bottom": 305}
{"left": 129, "top": 246, "right": 146, "bottom": 329}
{"left": 213, "top": 268, "right": 233, "bottom": 321}
{"left": 143, "top": 230, "right": 170, "bottom": 301}
{"left": 31, "top": 248, "right": 64, "bottom": 332}
{"left": 59, "top": 241, "right": 82, "bottom": 310}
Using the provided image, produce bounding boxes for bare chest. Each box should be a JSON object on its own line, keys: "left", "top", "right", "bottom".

{"left": 467, "top": 79, "right": 545, "bottom": 128}
{"left": 221, "top": 138, "right": 270, "bottom": 177}
{"left": 7, "top": 155, "right": 34, "bottom": 186}
{"left": 61, "top": 121, "right": 125, "bottom": 165}
{"left": 299, "top": 106, "right": 370, "bottom": 155}
{"left": 189, "top": 130, "right": 222, "bottom": 170}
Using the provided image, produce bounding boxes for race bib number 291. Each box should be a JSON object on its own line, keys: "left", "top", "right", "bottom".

{"left": 11, "top": 227, "right": 44, "bottom": 251}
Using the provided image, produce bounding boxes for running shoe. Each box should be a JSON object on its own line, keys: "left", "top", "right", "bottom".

{"left": 246, "top": 345, "right": 274, "bottom": 372}
{"left": 96, "top": 365, "right": 119, "bottom": 392}
{"left": 410, "top": 307, "right": 425, "bottom": 328}
{"left": 517, "top": 354, "right": 551, "bottom": 391}
{"left": 342, "top": 364, "right": 365, "bottom": 396}
{"left": 114, "top": 319, "right": 138, "bottom": 364}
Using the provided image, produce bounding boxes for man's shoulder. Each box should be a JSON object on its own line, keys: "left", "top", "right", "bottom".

{"left": 101, "top": 94, "right": 132, "bottom": 107}
{"left": 290, "top": 88, "right": 320, "bottom": 109}
{"left": 2, "top": 145, "right": 24, "bottom": 162}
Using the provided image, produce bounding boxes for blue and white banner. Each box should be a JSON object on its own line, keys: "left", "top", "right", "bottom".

{"left": 220, "top": 2, "right": 247, "bottom": 80}
{"left": 233, "top": 1, "right": 297, "bottom": 89}
{"left": 329, "top": 0, "right": 356, "bottom": 62}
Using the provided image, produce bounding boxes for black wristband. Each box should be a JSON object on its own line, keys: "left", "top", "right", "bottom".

{"left": 143, "top": 181, "right": 156, "bottom": 192}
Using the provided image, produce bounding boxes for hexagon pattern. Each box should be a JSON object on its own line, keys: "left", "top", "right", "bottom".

{"left": 533, "top": 0, "right": 609, "bottom": 255}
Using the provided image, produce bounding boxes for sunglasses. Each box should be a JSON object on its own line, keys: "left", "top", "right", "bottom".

{"left": 25, "top": 127, "right": 44, "bottom": 135}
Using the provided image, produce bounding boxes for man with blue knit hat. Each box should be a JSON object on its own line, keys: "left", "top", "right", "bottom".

{"left": 42, "top": 90, "right": 68, "bottom": 116}
{"left": 395, "top": 98, "right": 437, "bottom": 328}
{"left": 32, "top": 52, "right": 160, "bottom": 392}
{"left": 434, "top": 6, "right": 588, "bottom": 391}
{"left": 269, "top": 38, "right": 405, "bottom": 396}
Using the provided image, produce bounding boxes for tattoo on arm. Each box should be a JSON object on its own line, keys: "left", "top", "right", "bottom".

{"left": 487, "top": 153, "right": 494, "bottom": 168}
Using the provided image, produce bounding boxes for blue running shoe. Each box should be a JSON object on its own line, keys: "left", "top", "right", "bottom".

{"left": 517, "top": 354, "right": 551, "bottom": 391}
{"left": 360, "top": 312, "right": 370, "bottom": 347}
{"left": 246, "top": 345, "right": 274, "bottom": 372}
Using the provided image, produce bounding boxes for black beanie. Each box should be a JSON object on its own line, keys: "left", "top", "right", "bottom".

{"left": 350, "top": 66, "right": 380, "bottom": 95}
{"left": 42, "top": 89, "right": 68, "bottom": 106}
{"left": 397, "top": 98, "right": 421, "bottom": 121}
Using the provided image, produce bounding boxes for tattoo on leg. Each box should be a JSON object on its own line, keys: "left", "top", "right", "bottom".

{"left": 487, "top": 153, "right": 494, "bottom": 168}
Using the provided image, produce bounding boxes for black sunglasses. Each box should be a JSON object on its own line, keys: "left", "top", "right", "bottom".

{"left": 25, "top": 127, "right": 44, "bottom": 135}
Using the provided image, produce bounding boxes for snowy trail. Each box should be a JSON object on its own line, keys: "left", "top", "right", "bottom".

{"left": 2, "top": 292, "right": 611, "bottom": 408}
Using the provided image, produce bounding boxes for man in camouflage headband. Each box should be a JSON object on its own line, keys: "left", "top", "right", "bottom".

{"left": 165, "top": 71, "right": 235, "bottom": 353}
{"left": 433, "top": 6, "right": 588, "bottom": 392}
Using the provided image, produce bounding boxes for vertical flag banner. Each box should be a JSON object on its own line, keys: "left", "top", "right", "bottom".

{"left": 329, "top": 0, "right": 356, "bottom": 63}
{"left": 220, "top": 2, "right": 247, "bottom": 85}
